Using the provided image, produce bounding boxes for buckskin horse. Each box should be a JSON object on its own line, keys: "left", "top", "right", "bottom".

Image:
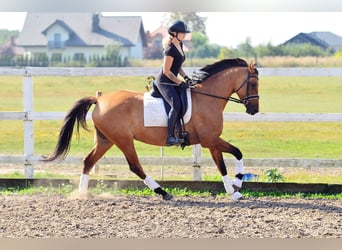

{"left": 43, "top": 58, "right": 259, "bottom": 200}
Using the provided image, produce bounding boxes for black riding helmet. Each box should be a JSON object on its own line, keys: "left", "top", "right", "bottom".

{"left": 168, "top": 20, "right": 191, "bottom": 37}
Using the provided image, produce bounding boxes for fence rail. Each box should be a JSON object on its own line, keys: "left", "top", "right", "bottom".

{"left": 2, "top": 111, "right": 342, "bottom": 122}
{"left": 1, "top": 66, "right": 342, "bottom": 76}
{"left": 1, "top": 67, "right": 341, "bottom": 179}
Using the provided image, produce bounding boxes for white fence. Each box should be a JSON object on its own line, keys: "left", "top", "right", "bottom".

{"left": 1, "top": 67, "right": 342, "bottom": 179}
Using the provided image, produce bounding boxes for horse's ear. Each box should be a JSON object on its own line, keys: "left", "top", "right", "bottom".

{"left": 249, "top": 61, "right": 256, "bottom": 73}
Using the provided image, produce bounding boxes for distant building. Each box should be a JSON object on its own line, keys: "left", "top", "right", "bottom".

{"left": 283, "top": 32, "right": 342, "bottom": 51}
{"left": 17, "top": 13, "right": 147, "bottom": 63}
{"left": 144, "top": 25, "right": 192, "bottom": 59}
{"left": 0, "top": 36, "right": 25, "bottom": 58}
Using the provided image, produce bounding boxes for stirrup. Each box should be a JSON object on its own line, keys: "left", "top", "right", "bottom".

{"left": 166, "top": 136, "right": 181, "bottom": 146}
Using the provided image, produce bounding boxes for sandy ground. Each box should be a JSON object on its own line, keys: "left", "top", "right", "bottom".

{"left": 1, "top": 163, "right": 341, "bottom": 238}
{"left": 0, "top": 193, "right": 341, "bottom": 238}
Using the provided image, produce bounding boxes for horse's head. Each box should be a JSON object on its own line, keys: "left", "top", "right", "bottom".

{"left": 193, "top": 58, "right": 259, "bottom": 115}
{"left": 234, "top": 62, "right": 259, "bottom": 115}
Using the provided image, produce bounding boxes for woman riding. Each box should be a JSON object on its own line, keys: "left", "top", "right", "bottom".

{"left": 154, "top": 20, "right": 192, "bottom": 146}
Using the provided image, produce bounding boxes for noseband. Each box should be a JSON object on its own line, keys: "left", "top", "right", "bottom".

{"left": 192, "top": 69, "right": 259, "bottom": 106}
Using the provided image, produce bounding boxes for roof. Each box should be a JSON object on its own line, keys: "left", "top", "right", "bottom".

{"left": 146, "top": 24, "right": 192, "bottom": 52}
{"left": 283, "top": 31, "right": 342, "bottom": 50}
{"left": 309, "top": 32, "right": 342, "bottom": 48}
{"left": 17, "top": 13, "right": 146, "bottom": 47}
{"left": 147, "top": 25, "right": 192, "bottom": 41}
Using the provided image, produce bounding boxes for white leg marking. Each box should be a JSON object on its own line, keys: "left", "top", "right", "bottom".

{"left": 78, "top": 174, "right": 89, "bottom": 194}
{"left": 233, "top": 177, "right": 243, "bottom": 188}
{"left": 233, "top": 159, "right": 245, "bottom": 188}
{"left": 222, "top": 175, "right": 234, "bottom": 194}
{"left": 143, "top": 176, "right": 160, "bottom": 190}
{"left": 235, "top": 159, "right": 245, "bottom": 174}
{"left": 231, "top": 192, "right": 243, "bottom": 200}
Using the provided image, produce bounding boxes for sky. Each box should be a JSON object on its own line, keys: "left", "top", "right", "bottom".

{"left": 0, "top": 12, "right": 342, "bottom": 48}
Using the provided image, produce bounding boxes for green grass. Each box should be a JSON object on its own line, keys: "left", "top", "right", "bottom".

{"left": 2, "top": 75, "right": 342, "bottom": 112}
{"left": 1, "top": 120, "right": 341, "bottom": 159}
{"left": 0, "top": 184, "right": 75, "bottom": 196}
{"left": 0, "top": 185, "right": 341, "bottom": 199}
{"left": 1, "top": 75, "right": 341, "bottom": 159}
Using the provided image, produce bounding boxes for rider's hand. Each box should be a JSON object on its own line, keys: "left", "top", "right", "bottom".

{"left": 184, "top": 75, "right": 195, "bottom": 86}
{"left": 179, "top": 81, "right": 189, "bottom": 89}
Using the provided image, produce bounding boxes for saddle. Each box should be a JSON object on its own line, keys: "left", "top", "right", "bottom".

{"left": 144, "top": 78, "right": 191, "bottom": 149}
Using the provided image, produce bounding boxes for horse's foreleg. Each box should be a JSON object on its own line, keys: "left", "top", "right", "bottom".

{"left": 209, "top": 148, "right": 242, "bottom": 200}
{"left": 218, "top": 143, "right": 245, "bottom": 192}
{"left": 213, "top": 139, "right": 245, "bottom": 191}
{"left": 117, "top": 141, "right": 173, "bottom": 200}
{"left": 233, "top": 159, "right": 245, "bottom": 191}
{"left": 143, "top": 176, "right": 173, "bottom": 200}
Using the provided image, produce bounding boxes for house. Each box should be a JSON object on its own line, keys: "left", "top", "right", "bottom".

{"left": 0, "top": 36, "right": 25, "bottom": 58}
{"left": 283, "top": 32, "right": 342, "bottom": 51}
{"left": 144, "top": 25, "right": 192, "bottom": 59}
{"left": 16, "top": 13, "right": 147, "bottom": 63}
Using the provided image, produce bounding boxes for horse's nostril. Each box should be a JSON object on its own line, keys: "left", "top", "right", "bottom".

{"left": 246, "top": 105, "right": 259, "bottom": 115}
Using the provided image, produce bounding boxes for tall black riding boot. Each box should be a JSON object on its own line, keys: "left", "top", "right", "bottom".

{"left": 166, "top": 112, "right": 180, "bottom": 146}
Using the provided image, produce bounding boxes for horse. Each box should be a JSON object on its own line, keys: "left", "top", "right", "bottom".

{"left": 43, "top": 58, "right": 259, "bottom": 200}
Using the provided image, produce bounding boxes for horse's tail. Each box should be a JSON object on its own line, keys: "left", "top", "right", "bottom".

{"left": 42, "top": 96, "right": 97, "bottom": 162}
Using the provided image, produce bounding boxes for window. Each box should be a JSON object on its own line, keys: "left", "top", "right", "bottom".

{"left": 54, "top": 33, "right": 62, "bottom": 48}
{"left": 51, "top": 53, "right": 62, "bottom": 62}
{"left": 73, "top": 53, "right": 85, "bottom": 62}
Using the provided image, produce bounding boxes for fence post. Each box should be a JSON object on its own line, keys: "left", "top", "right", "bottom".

{"left": 160, "top": 146, "right": 164, "bottom": 180}
{"left": 192, "top": 144, "right": 202, "bottom": 181}
{"left": 23, "top": 71, "right": 34, "bottom": 178}
{"left": 92, "top": 91, "right": 102, "bottom": 174}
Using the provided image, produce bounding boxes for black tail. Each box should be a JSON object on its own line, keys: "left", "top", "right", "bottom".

{"left": 42, "top": 96, "right": 97, "bottom": 162}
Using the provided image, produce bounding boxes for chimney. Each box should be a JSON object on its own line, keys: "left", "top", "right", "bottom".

{"left": 92, "top": 13, "right": 100, "bottom": 32}
{"left": 10, "top": 36, "right": 16, "bottom": 45}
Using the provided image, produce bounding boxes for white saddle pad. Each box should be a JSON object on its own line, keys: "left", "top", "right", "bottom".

{"left": 143, "top": 88, "right": 192, "bottom": 127}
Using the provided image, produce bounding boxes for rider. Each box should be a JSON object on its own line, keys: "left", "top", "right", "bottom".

{"left": 154, "top": 20, "right": 192, "bottom": 146}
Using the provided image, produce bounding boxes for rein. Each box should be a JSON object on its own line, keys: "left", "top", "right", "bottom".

{"left": 192, "top": 70, "right": 259, "bottom": 105}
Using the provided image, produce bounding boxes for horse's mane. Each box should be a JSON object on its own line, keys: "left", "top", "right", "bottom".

{"left": 194, "top": 58, "right": 248, "bottom": 82}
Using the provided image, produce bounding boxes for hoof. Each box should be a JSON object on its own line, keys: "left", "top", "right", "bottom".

{"left": 69, "top": 190, "right": 93, "bottom": 200}
{"left": 163, "top": 193, "right": 173, "bottom": 200}
{"left": 79, "top": 192, "right": 94, "bottom": 199}
{"left": 231, "top": 191, "right": 243, "bottom": 200}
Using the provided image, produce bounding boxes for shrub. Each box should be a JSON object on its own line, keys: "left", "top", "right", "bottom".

{"left": 265, "top": 168, "right": 285, "bottom": 182}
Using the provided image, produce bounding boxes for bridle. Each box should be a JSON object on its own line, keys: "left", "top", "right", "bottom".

{"left": 233, "top": 71, "right": 259, "bottom": 105}
{"left": 192, "top": 69, "right": 259, "bottom": 106}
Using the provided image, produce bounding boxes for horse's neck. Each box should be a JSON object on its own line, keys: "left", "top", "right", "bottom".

{"left": 205, "top": 68, "right": 243, "bottom": 95}
{"left": 201, "top": 68, "right": 244, "bottom": 108}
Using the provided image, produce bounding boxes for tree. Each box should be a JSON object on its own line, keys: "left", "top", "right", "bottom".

{"left": 0, "top": 29, "right": 20, "bottom": 45}
{"left": 218, "top": 47, "right": 237, "bottom": 60}
{"left": 236, "top": 37, "right": 255, "bottom": 58}
{"left": 281, "top": 43, "right": 333, "bottom": 57}
{"left": 191, "top": 32, "right": 209, "bottom": 47}
{"left": 104, "top": 42, "right": 122, "bottom": 66}
{"left": 255, "top": 42, "right": 284, "bottom": 57}
{"left": 187, "top": 31, "right": 221, "bottom": 58}
{"left": 163, "top": 12, "right": 207, "bottom": 34}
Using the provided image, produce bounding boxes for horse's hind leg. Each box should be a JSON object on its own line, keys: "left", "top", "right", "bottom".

{"left": 79, "top": 130, "right": 113, "bottom": 194}
{"left": 116, "top": 140, "right": 173, "bottom": 200}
